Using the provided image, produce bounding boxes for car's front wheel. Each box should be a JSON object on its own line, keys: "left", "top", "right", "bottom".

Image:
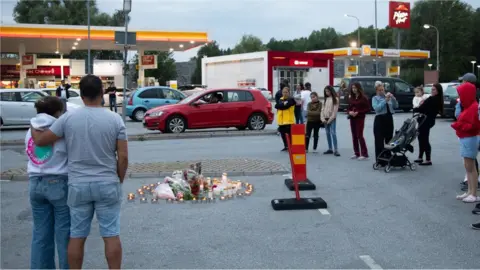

{"left": 247, "top": 113, "right": 266, "bottom": 130}
{"left": 166, "top": 115, "right": 186, "bottom": 133}
{"left": 132, "top": 108, "right": 146, "bottom": 122}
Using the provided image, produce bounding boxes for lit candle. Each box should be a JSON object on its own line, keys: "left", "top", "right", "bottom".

{"left": 238, "top": 193, "right": 243, "bottom": 197}
{"left": 137, "top": 188, "right": 143, "bottom": 194}
{"left": 150, "top": 183, "right": 155, "bottom": 188}
{"left": 220, "top": 196, "right": 225, "bottom": 200}
{"left": 139, "top": 191, "right": 144, "bottom": 196}
{"left": 151, "top": 198, "right": 158, "bottom": 203}
{"left": 179, "top": 198, "right": 184, "bottom": 202}
{"left": 140, "top": 197, "right": 147, "bottom": 203}
{"left": 127, "top": 193, "right": 135, "bottom": 201}
{"left": 202, "top": 197, "right": 207, "bottom": 202}
{"left": 142, "top": 185, "right": 148, "bottom": 190}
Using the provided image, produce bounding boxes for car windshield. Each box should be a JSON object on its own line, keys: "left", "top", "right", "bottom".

{"left": 178, "top": 91, "right": 204, "bottom": 104}
{"left": 445, "top": 85, "right": 458, "bottom": 97}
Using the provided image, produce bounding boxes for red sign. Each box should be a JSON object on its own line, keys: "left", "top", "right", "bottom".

{"left": 141, "top": 55, "right": 156, "bottom": 66}
{"left": 289, "top": 59, "right": 313, "bottom": 67}
{"left": 0, "top": 65, "right": 70, "bottom": 77}
{"left": 389, "top": 1, "right": 411, "bottom": 29}
{"left": 22, "top": 55, "right": 34, "bottom": 66}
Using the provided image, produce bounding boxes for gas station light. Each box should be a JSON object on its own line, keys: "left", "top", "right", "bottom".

{"left": 55, "top": 50, "right": 59, "bottom": 54}
{"left": 350, "top": 41, "right": 357, "bottom": 48}
{"left": 179, "top": 44, "right": 184, "bottom": 48}
{"left": 471, "top": 60, "right": 477, "bottom": 64}
{"left": 76, "top": 38, "right": 81, "bottom": 41}
{"left": 169, "top": 48, "right": 174, "bottom": 52}
{"left": 72, "top": 46, "right": 76, "bottom": 50}
{"left": 123, "top": 0, "right": 132, "bottom": 13}
{"left": 74, "top": 42, "right": 78, "bottom": 46}
{"left": 423, "top": 24, "right": 430, "bottom": 29}
{"left": 190, "top": 40, "right": 195, "bottom": 44}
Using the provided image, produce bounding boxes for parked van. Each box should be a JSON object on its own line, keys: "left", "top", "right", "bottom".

{"left": 338, "top": 76, "right": 414, "bottom": 112}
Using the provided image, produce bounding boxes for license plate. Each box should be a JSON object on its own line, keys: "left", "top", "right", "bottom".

{"left": 444, "top": 101, "right": 450, "bottom": 104}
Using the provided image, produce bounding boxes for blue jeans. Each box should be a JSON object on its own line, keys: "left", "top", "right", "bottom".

{"left": 325, "top": 119, "right": 338, "bottom": 151}
{"left": 294, "top": 106, "right": 303, "bottom": 124}
{"left": 29, "top": 175, "right": 70, "bottom": 270}
{"left": 67, "top": 181, "right": 122, "bottom": 238}
{"left": 109, "top": 96, "right": 117, "bottom": 112}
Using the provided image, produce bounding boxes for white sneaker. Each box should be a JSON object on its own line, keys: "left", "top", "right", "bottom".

{"left": 462, "top": 195, "right": 480, "bottom": 203}
{"left": 312, "top": 149, "right": 318, "bottom": 153}
{"left": 457, "top": 193, "right": 469, "bottom": 200}
{"left": 350, "top": 155, "right": 358, "bottom": 159}
{"left": 358, "top": 156, "right": 369, "bottom": 161}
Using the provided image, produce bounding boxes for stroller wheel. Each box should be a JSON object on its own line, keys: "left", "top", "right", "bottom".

{"left": 384, "top": 165, "right": 392, "bottom": 173}
{"left": 410, "top": 163, "right": 417, "bottom": 171}
{"left": 373, "top": 163, "right": 381, "bottom": 170}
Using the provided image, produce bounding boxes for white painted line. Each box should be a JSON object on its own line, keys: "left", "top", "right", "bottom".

{"left": 318, "top": 209, "right": 330, "bottom": 215}
{"left": 282, "top": 174, "right": 292, "bottom": 178}
{"left": 359, "top": 255, "right": 383, "bottom": 269}
{"left": 0, "top": 179, "right": 11, "bottom": 182}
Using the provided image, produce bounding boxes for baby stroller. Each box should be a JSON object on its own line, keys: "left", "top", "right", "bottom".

{"left": 373, "top": 113, "right": 426, "bottom": 173}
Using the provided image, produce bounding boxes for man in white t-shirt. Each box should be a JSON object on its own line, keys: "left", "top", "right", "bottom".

{"left": 301, "top": 82, "right": 312, "bottom": 122}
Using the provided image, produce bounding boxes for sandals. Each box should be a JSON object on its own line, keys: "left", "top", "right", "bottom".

{"left": 462, "top": 195, "right": 480, "bottom": 203}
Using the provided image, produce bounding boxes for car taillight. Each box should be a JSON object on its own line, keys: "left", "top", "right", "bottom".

{"left": 267, "top": 102, "right": 272, "bottom": 112}
{"left": 128, "top": 95, "right": 133, "bottom": 105}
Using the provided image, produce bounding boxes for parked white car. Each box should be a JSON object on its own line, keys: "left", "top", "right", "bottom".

{"left": 40, "top": 88, "right": 84, "bottom": 106}
{"left": 0, "top": 89, "right": 81, "bottom": 126}
{"left": 248, "top": 87, "right": 272, "bottom": 100}
{"left": 103, "top": 88, "right": 132, "bottom": 107}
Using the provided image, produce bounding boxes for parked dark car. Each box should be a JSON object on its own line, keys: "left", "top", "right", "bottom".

{"left": 338, "top": 76, "right": 415, "bottom": 112}
{"left": 442, "top": 84, "right": 460, "bottom": 119}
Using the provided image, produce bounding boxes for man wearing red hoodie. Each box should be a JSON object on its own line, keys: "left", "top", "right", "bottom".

{"left": 452, "top": 82, "right": 480, "bottom": 204}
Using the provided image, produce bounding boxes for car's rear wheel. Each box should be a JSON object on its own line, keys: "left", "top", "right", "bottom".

{"left": 247, "top": 113, "right": 266, "bottom": 130}
{"left": 132, "top": 108, "right": 146, "bottom": 122}
{"left": 166, "top": 115, "right": 186, "bottom": 133}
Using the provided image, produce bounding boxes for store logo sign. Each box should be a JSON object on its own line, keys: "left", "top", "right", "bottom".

{"left": 389, "top": 1, "right": 410, "bottom": 29}
{"left": 289, "top": 59, "right": 313, "bottom": 66}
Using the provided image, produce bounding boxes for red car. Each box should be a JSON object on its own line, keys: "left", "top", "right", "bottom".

{"left": 143, "top": 88, "right": 274, "bottom": 133}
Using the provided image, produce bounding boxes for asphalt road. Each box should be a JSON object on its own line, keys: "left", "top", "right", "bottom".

{"left": 2, "top": 114, "right": 480, "bottom": 269}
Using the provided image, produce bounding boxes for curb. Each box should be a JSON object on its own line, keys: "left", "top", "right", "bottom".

{"left": 1, "top": 170, "right": 290, "bottom": 181}
{"left": 1, "top": 130, "right": 278, "bottom": 146}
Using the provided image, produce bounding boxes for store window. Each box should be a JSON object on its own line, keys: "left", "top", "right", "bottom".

{"left": 20, "top": 91, "right": 45, "bottom": 102}
{"left": 0, "top": 92, "right": 17, "bottom": 101}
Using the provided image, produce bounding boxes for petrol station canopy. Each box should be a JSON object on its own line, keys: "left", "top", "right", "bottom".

{"left": 0, "top": 24, "right": 209, "bottom": 54}
{"left": 310, "top": 46, "right": 430, "bottom": 61}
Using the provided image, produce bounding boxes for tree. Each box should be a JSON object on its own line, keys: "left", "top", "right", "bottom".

{"left": 13, "top": 0, "right": 126, "bottom": 60}
{"left": 131, "top": 51, "right": 177, "bottom": 86}
{"left": 191, "top": 41, "right": 230, "bottom": 84}
{"left": 232, "top": 35, "right": 265, "bottom": 54}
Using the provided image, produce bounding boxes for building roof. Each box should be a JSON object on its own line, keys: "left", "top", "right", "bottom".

{"left": 0, "top": 23, "right": 209, "bottom": 54}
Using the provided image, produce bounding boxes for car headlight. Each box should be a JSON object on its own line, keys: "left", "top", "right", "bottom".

{"left": 149, "top": 111, "right": 164, "bottom": 117}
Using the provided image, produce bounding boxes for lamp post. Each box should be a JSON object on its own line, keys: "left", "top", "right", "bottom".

{"left": 86, "top": 0, "right": 91, "bottom": 74}
{"left": 344, "top": 14, "right": 360, "bottom": 47}
{"left": 122, "top": 0, "right": 132, "bottom": 123}
{"left": 374, "top": 0, "right": 379, "bottom": 75}
{"left": 428, "top": 64, "right": 432, "bottom": 70}
{"left": 423, "top": 24, "right": 439, "bottom": 72}
{"left": 471, "top": 60, "right": 477, "bottom": 73}
{"left": 477, "top": 65, "right": 480, "bottom": 80}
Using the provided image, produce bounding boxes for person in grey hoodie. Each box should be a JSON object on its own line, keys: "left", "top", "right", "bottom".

{"left": 26, "top": 96, "right": 70, "bottom": 269}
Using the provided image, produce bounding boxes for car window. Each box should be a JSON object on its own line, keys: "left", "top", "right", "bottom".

{"left": 200, "top": 91, "right": 224, "bottom": 103}
{"left": 225, "top": 91, "right": 254, "bottom": 102}
{"left": 138, "top": 89, "right": 159, "bottom": 99}
{"left": 20, "top": 91, "right": 45, "bottom": 102}
{"left": 395, "top": 81, "right": 412, "bottom": 93}
{"left": 0, "top": 92, "right": 17, "bottom": 101}
{"left": 353, "top": 79, "right": 376, "bottom": 95}
{"left": 445, "top": 85, "right": 459, "bottom": 97}
{"left": 162, "top": 89, "right": 183, "bottom": 100}
{"left": 423, "top": 85, "right": 433, "bottom": 94}
{"left": 69, "top": 90, "right": 79, "bottom": 97}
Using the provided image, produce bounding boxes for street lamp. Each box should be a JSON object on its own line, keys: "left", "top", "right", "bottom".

{"left": 344, "top": 14, "right": 361, "bottom": 47}
{"left": 122, "top": 0, "right": 132, "bottom": 123}
{"left": 428, "top": 63, "right": 432, "bottom": 70}
{"left": 86, "top": 0, "right": 91, "bottom": 74}
{"left": 471, "top": 60, "right": 477, "bottom": 73}
{"left": 477, "top": 65, "right": 480, "bottom": 79}
{"left": 423, "top": 24, "right": 440, "bottom": 72}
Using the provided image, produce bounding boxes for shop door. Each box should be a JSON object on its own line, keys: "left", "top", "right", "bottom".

{"left": 276, "top": 68, "right": 308, "bottom": 95}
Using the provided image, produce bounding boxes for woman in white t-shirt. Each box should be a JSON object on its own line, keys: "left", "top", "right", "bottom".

{"left": 301, "top": 82, "right": 313, "bottom": 122}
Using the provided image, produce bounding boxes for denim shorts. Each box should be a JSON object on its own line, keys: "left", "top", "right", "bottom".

{"left": 459, "top": 136, "right": 478, "bottom": 159}
{"left": 67, "top": 181, "right": 122, "bottom": 238}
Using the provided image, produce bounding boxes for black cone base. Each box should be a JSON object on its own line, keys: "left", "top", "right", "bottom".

{"left": 284, "top": 178, "right": 316, "bottom": 191}
{"left": 271, "top": 197, "right": 327, "bottom": 211}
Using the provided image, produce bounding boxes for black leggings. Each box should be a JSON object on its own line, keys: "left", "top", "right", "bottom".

{"left": 306, "top": 121, "right": 321, "bottom": 150}
{"left": 373, "top": 114, "right": 394, "bottom": 161}
{"left": 418, "top": 125, "right": 432, "bottom": 161}
{"left": 278, "top": 125, "right": 291, "bottom": 148}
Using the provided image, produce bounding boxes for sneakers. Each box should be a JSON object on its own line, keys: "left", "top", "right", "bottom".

{"left": 312, "top": 149, "right": 318, "bottom": 153}
{"left": 350, "top": 155, "right": 358, "bottom": 159}
{"left": 323, "top": 150, "right": 333, "bottom": 155}
{"left": 334, "top": 151, "right": 341, "bottom": 157}
{"left": 358, "top": 156, "right": 369, "bottom": 161}
{"left": 473, "top": 204, "right": 480, "bottom": 215}
{"left": 463, "top": 195, "right": 480, "bottom": 203}
{"left": 419, "top": 161, "right": 432, "bottom": 166}
{"left": 456, "top": 193, "right": 469, "bottom": 200}
{"left": 414, "top": 159, "right": 423, "bottom": 163}
{"left": 281, "top": 148, "right": 288, "bottom": 152}
{"left": 471, "top": 222, "right": 480, "bottom": 230}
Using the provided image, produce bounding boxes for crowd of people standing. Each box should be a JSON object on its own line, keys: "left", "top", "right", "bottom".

{"left": 275, "top": 74, "right": 480, "bottom": 229}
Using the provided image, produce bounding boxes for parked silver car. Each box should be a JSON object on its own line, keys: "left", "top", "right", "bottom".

{"left": 0, "top": 89, "right": 81, "bottom": 126}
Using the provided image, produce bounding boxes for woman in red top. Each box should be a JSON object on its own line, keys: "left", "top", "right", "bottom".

{"left": 347, "top": 82, "right": 371, "bottom": 160}
{"left": 452, "top": 82, "right": 480, "bottom": 203}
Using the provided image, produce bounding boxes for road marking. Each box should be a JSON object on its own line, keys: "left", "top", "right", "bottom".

{"left": 0, "top": 179, "right": 11, "bottom": 182}
{"left": 318, "top": 209, "right": 330, "bottom": 215}
{"left": 359, "top": 255, "right": 383, "bottom": 269}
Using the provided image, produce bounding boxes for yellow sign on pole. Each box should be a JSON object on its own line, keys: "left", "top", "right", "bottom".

{"left": 388, "top": 66, "right": 400, "bottom": 76}
{"left": 361, "top": 45, "right": 371, "bottom": 56}
{"left": 347, "top": 65, "right": 358, "bottom": 75}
